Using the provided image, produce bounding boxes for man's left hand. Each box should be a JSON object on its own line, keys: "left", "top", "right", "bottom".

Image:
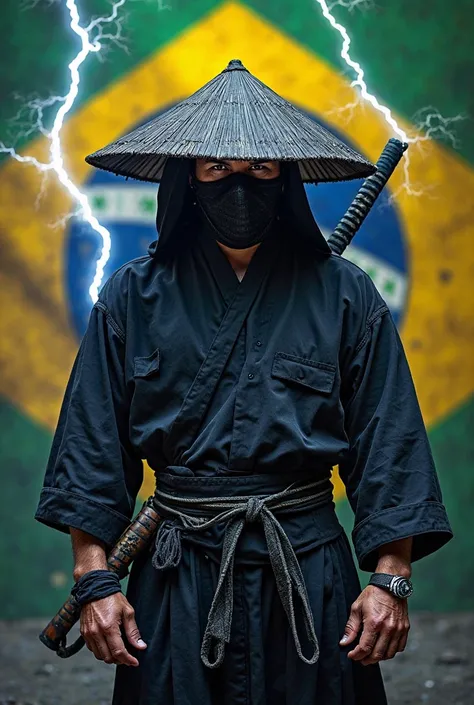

{"left": 339, "top": 585, "right": 410, "bottom": 665}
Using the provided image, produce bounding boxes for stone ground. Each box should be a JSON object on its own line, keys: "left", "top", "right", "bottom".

{"left": 0, "top": 613, "right": 472, "bottom": 705}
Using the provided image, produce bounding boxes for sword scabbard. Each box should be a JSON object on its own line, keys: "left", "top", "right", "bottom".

{"left": 39, "top": 499, "right": 161, "bottom": 658}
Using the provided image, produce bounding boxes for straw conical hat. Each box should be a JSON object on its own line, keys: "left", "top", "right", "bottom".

{"left": 85, "top": 59, "right": 375, "bottom": 183}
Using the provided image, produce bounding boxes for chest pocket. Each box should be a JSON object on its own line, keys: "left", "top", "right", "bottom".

{"left": 271, "top": 352, "right": 336, "bottom": 394}
{"left": 133, "top": 347, "right": 160, "bottom": 378}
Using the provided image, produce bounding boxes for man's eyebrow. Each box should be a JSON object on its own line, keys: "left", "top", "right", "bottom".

{"left": 204, "top": 158, "right": 231, "bottom": 165}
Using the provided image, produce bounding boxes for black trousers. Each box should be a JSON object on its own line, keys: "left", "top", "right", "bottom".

{"left": 113, "top": 475, "right": 386, "bottom": 705}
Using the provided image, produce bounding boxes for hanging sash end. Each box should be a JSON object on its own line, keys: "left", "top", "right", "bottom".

{"left": 152, "top": 518, "right": 184, "bottom": 570}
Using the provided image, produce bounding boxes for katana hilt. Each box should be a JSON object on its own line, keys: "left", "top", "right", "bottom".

{"left": 39, "top": 499, "right": 161, "bottom": 658}
{"left": 327, "top": 138, "right": 408, "bottom": 255}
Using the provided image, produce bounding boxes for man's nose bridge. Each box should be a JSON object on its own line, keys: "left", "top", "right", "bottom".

{"left": 232, "top": 180, "right": 248, "bottom": 205}
{"left": 230, "top": 161, "right": 251, "bottom": 175}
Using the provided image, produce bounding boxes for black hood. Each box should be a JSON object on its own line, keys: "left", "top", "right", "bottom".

{"left": 148, "top": 158, "right": 331, "bottom": 260}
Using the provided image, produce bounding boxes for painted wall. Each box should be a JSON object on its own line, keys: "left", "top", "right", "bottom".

{"left": 0, "top": 0, "right": 472, "bottom": 619}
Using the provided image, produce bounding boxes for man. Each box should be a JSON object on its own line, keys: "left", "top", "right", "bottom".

{"left": 35, "top": 60, "right": 452, "bottom": 704}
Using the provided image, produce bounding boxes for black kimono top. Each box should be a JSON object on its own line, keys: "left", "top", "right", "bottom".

{"left": 35, "top": 228, "right": 452, "bottom": 571}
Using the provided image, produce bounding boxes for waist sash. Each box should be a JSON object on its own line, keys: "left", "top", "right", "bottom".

{"left": 152, "top": 470, "right": 336, "bottom": 669}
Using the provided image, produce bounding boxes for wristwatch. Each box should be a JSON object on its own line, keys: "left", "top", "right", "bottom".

{"left": 368, "top": 573, "right": 414, "bottom": 599}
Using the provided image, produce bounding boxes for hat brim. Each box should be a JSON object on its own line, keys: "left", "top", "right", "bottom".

{"left": 85, "top": 151, "right": 375, "bottom": 184}
{"left": 85, "top": 59, "right": 376, "bottom": 184}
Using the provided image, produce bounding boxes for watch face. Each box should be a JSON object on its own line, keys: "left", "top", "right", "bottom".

{"left": 391, "top": 576, "right": 414, "bottom": 598}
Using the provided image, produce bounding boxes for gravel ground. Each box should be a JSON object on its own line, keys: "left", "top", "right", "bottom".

{"left": 0, "top": 613, "right": 472, "bottom": 705}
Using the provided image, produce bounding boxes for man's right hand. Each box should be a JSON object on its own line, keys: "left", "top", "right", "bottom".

{"left": 80, "top": 592, "right": 147, "bottom": 666}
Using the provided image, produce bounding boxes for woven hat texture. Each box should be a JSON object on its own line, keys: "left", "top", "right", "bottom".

{"left": 85, "top": 59, "right": 375, "bottom": 183}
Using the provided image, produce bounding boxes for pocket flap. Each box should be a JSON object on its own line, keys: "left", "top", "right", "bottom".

{"left": 271, "top": 352, "right": 336, "bottom": 393}
{"left": 134, "top": 348, "right": 160, "bottom": 378}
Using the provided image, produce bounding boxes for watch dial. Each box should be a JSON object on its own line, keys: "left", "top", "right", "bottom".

{"left": 392, "top": 577, "right": 413, "bottom": 598}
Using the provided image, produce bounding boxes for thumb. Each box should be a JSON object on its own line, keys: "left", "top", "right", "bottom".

{"left": 340, "top": 606, "right": 362, "bottom": 646}
{"left": 123, "top": 606, "right": 147, "bottom": 650}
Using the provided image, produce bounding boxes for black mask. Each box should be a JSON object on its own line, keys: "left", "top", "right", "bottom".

{"left": 191, "top": 172, "right": 283, "bottom": 249}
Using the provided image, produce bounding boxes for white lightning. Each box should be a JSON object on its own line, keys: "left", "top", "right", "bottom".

{"left": 315, "top": 0, "right": 409, "bottom": 141}
{"left": 328, "top": 0, "right": 374, "bottom": 12}
{"left": 1, "top": 0, "right": 128, "bottom": 302}
{"left": 411, "top": 107, "right": 466, "bottom": 150}
{"left": 2, "top": 0, "right": 463, "bottom": 305}
{"left": 20, "top": 0, "right": 60, "bottom": 8}
{"left": 314, "top": 0, "right": 466, "bottom": 196}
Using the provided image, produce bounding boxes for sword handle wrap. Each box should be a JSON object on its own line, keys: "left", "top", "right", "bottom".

{"left": 327, "top": 138, "right": 408, "bottom": 255}
{"left": 39, "top": 499, "right": 161, "bottom": 658}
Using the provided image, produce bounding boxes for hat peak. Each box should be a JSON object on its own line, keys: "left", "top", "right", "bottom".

{"left": 224, "top": 59, "right": 247, "bottom": 72}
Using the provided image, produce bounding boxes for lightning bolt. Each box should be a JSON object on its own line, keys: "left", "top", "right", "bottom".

{"left": 314, "top": 0, "right": 466, "bottom": 196}
{"left": 328, "top": 0, "right": 374, "bottom": 12}
{"left": 2, "top": 0, "right": 464, "bottom": 304}
{"left": 0, "top": 0, "right": 129, "bottom": 303}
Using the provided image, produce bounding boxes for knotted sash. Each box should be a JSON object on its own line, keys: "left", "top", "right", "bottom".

{"left": 152, "top": 472, "right": 333, "bottom": 669}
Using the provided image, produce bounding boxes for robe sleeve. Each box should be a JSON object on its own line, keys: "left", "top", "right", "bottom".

{"left": 339, "top": 306, "right": 453, "bottom": 572}
{"left": 35, "top": 299, "right": 143, "bottom": 547}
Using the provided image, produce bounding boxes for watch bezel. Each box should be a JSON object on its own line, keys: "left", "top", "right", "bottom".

{"left": 389, "top": 575, "right": 414, "bottom": 598}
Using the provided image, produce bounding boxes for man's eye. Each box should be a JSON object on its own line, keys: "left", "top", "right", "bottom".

{"left": 250, "top": 164, "right": 265, "bottom": 171}
{"left": 211, "top": 164, "right": 227, "bottom": 171}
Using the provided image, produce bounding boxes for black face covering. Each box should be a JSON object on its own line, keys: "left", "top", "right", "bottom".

{"left": 150, "top": 158, "right": 330, "bottom": 261}
{"left": 191, "top": 171, "right": 283, "bottom": 249}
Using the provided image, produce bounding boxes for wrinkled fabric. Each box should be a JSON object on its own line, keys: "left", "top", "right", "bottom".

{"left": 151, "top": 472, "right": 333, "bottom": 669}
{"left": 70, "top": 569, "right": 121, "bottom": 606}
{"left": 191, "top": 171, "right": 283, "bottom": 249}
{"left": 113, "top": 518, "right": 386, "bottom": 705}
{"left": 35, "top": 219, "right": 452, "bottom": 704}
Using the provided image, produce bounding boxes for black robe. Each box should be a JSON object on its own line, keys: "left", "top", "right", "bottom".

{"left": 36, "top": 162, "right": 452, "bottom": 705}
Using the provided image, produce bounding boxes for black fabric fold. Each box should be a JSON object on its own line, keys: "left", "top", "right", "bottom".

{"left": 148, "top": 158, "right": 331, "bottom": 260}
{"left": 71, "top": 569, "right": 121, "bottom": 606}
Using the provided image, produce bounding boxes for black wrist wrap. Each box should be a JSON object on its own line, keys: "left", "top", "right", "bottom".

{"left": 71, "top": 569, "right": 121, "bottom": 606}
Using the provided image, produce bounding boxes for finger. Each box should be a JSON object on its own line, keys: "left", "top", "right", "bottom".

{"left": 348, "top": 624, "right": 379, "bottom": 661}
{"left": 383, "top": 620, "right": 410, "bottom": 661}
{"left": 361, "top": 631, "right": 392, "bottom": 665}
{"left": 91, "top": 634, "right": 115, "bottom": 665}
{"left": 81, "top": 625, "right": 104, "bottom": 661}
{"left": 123, "top": 605, "right": 147, "bottom": 650}
{"left": 104, "top": 626, "right": 139, "bottom": 667}
{"left": 383, "top": 634, "right": 401, "bottom": 661}
{"left": 85, "top": 636, "right": 100, "bottom": 659}
{"left": 340, "top": 607, "right": 362, "bottom": 646}
{"left": 90, "top": 642, "right": 103, "bottom": 661}
{"left": 83, "top": 629, "right": 105, "bottom": 662}
{"left": 398, "top": 628, "right": 409, "bottom": 653}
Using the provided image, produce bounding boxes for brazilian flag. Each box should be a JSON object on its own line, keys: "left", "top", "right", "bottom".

{"left": 1, "top": 0, "right": 472, "bottom": 618}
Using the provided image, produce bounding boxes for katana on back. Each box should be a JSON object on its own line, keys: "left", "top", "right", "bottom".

{"left": 39, "top": 137, "right": 407, "bottom": 659}
{"left": 327, "top": 138, "right": 408, "bottom": 254}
